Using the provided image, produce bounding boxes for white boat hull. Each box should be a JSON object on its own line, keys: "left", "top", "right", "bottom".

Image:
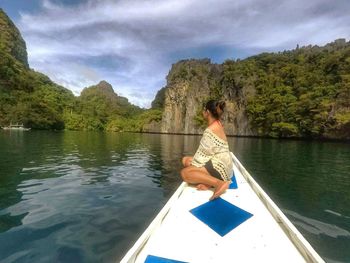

{"left": 2, "top": 127, "right": 31, "bottom": 131}
{"left": 120, "top": 153, "right": 324, "bottom": 263}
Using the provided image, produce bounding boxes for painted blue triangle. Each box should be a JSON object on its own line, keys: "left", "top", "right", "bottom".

{"left": 229, "top": 173, "right": 238, "bottom": 189}
{"left": 145, "top": 255, "right": 188, "bottom": 263}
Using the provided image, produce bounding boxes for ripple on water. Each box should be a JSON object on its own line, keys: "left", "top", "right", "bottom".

{"left": 0, "top": 132, "right": 349, "bottom": 262}
{"left": 285, "top": 210, "right": 350, "bottom": 238}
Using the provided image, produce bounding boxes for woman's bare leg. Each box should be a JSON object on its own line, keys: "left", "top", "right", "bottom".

{"left": 196, "top": 184, "right": 211, "bottom": 190}
{"left": 182, "top": 157, "right": 211, "bottom": 190}
{"left": 180, "top": 166, "right": 230, "bottom": 200}
{"left": 197, "top": 166, "right": 217, "bottom": 190}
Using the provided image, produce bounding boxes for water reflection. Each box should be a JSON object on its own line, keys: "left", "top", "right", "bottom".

{"left": 0, "top": 131, "right": 190, "bottom": 262}
{"left": 0, "top": 131, "right": 349, "bottom": 262}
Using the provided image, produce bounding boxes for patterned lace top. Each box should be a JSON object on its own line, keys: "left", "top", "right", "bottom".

{"left": 191, "top": 127, "right": 233, "bottom": 181}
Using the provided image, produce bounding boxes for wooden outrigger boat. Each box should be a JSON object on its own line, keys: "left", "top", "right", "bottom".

{"left": 120, "top": 153, "right": 324, "bottom": 263}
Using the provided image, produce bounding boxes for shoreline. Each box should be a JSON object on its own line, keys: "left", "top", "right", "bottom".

{"left": 134, "top": 131, "right": 350, "bottom": 143}
{"left": 1, "top": 128, "right": 349, "bottom": 143}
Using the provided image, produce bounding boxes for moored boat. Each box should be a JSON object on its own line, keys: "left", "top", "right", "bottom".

{"left": 2, "top": 123, "right": 31, "bottom": 131}
{"left": 120, "top": 152, "right": 324, "bottom": 263}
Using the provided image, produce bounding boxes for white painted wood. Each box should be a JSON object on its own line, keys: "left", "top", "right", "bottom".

{"left": 120, "top": 182, "right": 187, "bottom": 263}
{"left": 230, "top": 153, "right": 325, "bottom": 263}
{"left": 119, "top": 153, "right": 325, "bottom": 263}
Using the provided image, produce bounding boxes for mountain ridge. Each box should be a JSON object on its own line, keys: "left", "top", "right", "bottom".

{"left": 1, "top": 8, "right": 349, "bottom": 139}
{"left": 0, "top": 9, "right": 144, "bottom": 130}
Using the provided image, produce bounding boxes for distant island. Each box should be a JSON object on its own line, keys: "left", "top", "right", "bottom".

{"left": 0, "top": 9, "right": 349, "bottom": 140}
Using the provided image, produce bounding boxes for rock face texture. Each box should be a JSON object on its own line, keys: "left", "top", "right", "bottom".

{"left": 150, "top": 39, "right": 350, "bottom": 140}
{"left": 154, "top": 59, "right": 256, "bottom": 136}
{"left": 143, "top": 120, "right": 162, "bottom": 133}
{"left": 0, "top": 9, "right": 29, "bottom": 68}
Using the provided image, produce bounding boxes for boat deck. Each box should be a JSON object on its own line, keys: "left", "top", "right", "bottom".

{"left": 121, "top": 154, "right": 323, "bottom": 263}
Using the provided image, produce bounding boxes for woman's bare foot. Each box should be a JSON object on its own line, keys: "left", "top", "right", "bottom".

{"left": 210, "top": 181, "right": 230, "bottom": 201}
{"left": 196, "top": 184, "right": 211, "bottom": 191}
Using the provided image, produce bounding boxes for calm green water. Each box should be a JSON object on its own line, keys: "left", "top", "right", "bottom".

{"left": 0, "top": 131, "right": 349, "bottom": 262}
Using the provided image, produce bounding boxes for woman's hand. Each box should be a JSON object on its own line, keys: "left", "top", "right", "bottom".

{"left": 182, "top": 156, "right": 193, "bottom": 167}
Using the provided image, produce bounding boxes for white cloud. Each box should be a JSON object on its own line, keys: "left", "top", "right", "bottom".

{"left": 18, "top": 0, "right": 350, "bottom": 107}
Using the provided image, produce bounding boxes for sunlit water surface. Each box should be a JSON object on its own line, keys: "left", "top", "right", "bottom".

{"left": 0, "top": 131, "right": 349, "bottom": 262}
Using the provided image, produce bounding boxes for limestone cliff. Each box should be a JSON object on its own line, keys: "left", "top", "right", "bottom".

{"left": 150, "top": 39, "right": 350, "bottom": 140}
{"left": 154, "top": 59, "right": 257, "bottom": 136}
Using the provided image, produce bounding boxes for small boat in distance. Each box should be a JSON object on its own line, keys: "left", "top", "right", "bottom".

{"left": 120, "top": 152, "right": 324, "bottom": 263}
{"left": 2, "top": 123, "right": 31, "bottom": 131}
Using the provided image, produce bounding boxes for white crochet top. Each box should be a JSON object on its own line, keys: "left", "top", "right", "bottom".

{"left": 191, "top": 128, "right": 233, "bottom": 181}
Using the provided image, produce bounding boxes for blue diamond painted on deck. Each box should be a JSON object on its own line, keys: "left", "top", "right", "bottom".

{"left": 145, "top": 255, "right": 188, "bottom": 263}
{"left": 190, "top": 198, "right": 253, "bottom": 236}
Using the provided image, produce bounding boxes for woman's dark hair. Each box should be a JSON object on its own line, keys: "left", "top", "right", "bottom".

{"left": 204, "top": 100, "right": 226, "bottom": 119}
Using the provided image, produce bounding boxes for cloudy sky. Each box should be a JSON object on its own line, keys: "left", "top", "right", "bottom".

{"left": 1, "top": 0, "right": 349, "bottom": 107}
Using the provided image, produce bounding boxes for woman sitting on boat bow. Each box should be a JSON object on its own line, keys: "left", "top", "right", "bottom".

{"left": 181, "top": 100, "right": 233, "bottom": 201}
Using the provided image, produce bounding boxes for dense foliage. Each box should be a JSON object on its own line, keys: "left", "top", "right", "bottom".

{"left": 0, "top": 9, "right": 77, "bottom": 129}
{"left": 231, "top": 39, "right": 350, "bottom": 138}
{"left": 106, "top": 109, "right": 163, "bottom": 132}
{"left": 161, "top": 40, "right": 350, "bottom": 139}
{"left": 2, "top": 8, "right": 349, "bottom": 138}
{"left": 63, "top": 81, "right": 146, "bottom": 131}
{"left": 0, "top": 9, "right": 150, "bottom": 132}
